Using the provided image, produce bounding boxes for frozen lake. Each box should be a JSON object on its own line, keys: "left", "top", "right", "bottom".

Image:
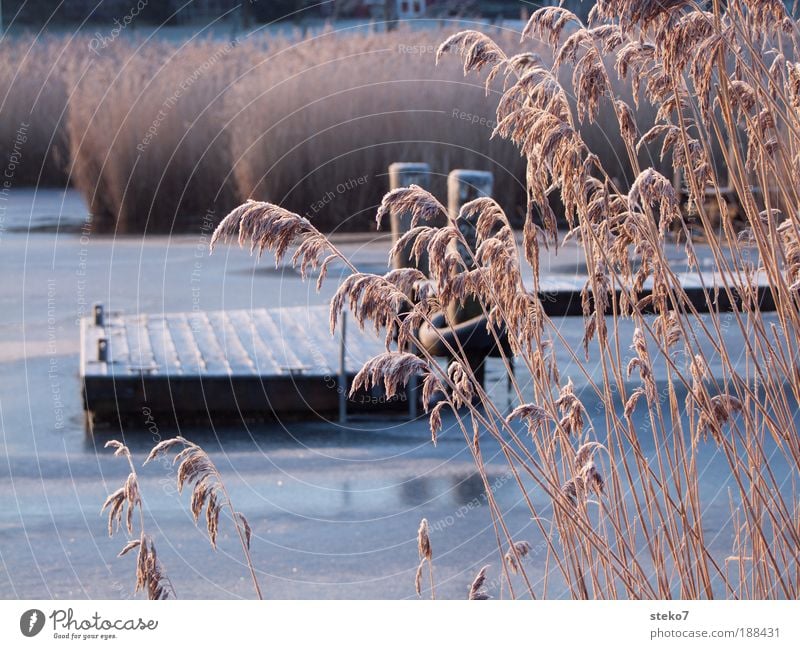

{"left": 0, "top": 189, "right": 792, "bottom": 599}
{"left": 0, "top": 189, "right": 543, "bottom": 599}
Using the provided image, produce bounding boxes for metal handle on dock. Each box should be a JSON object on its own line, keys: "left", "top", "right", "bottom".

{"left": 97, "top": 338, "right": 109, "bottom": 363}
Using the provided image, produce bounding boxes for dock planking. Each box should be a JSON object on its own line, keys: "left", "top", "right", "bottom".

{"left": 80, "top": 270, "right": 777, "bottom": 431}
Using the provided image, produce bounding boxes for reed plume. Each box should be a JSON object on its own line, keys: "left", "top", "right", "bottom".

{"left": 101, "top": 441, "right": 174, "bottom": 600}
{"left": 468, "top": 565, "right": 491, "bottom": 600}
{"left": 145, "top": 437, "right": 262, "bottom": 599}
{"left": 414, "top": 518, "right": 436, "bottom": 599}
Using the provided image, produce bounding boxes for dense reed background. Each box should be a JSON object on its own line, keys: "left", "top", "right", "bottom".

{"left": 1, "top": 25, "right": 662, "bottom": 233}
{"left": 0, "top": 35, "right": 74, "bottom": 187}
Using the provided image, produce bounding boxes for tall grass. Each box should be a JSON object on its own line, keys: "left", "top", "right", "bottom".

{"left": 211, "top": 0, "right": 800, "bottom": 599}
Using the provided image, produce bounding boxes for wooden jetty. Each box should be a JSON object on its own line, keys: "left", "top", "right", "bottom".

{"left": 80, "top": 270, "right": 776, "bottom": 431}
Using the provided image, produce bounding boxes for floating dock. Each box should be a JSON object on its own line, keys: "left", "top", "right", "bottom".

{"left": 80, "top": 304, "right": 406, "bottom": 430}
{"left": 534, "top": 269, "right": 776, "bottom": 316}
{"left": 80, "top": 271, "right": 776, "bottom": 430}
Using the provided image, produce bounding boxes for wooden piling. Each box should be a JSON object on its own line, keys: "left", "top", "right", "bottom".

{"left": 388, "top": 162, "right": 431, "bottom": 270}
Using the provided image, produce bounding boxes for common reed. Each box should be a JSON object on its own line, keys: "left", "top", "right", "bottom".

{"left": 210, "top": 1, "right": 800, "bottom": 599}
{"left": 66, "top": 36, "right": 251, "bottom": 233}
{"left": 468, "top": 565, "right": 491, "bottom": 600}
{"left": 415, "top": 518, "right": 435, "bottom": 598}
{"left": 101, "top": 436, "right": 262, "bottom": 599}
{"left": 102, "top": 441, "right": 174, "bottom": 600}
{"left": 145, "top": 436, "right": 263, "bottom": 599}
{"left": 225, "top": 26, "right": 532, "bottom": 233}
{"left": 0, "top": 36, "right": 75, "bottom": 186}
{"left": 1, "top": 24, "right": 663, "bottom": 233}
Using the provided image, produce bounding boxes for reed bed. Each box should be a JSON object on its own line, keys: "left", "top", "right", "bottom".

{"left": 225, "top": 26, "right": 534, "bottom": 231}
{"left": 66, "top": 37, "right": 252, "bottom": 232}
{"left": 2, "top": 25, "right": 660, "bottom": 232}
{"left": 209, "top": 0, "right": 800, "bottom": 599}
{"left": 0, "top": 35, "right": 75, "bottom": 187}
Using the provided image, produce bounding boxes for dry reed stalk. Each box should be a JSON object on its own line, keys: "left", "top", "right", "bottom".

{"left": 145, "top": 436, "right": 263, "bottom": 599}
{"left": 101, "top": 441, "right": 174, "bottom": 600}
{"left": 206, "top": 0, "right": 800, "bottom": 599}
{"left": 414, "top": 518, "right": 435, "bottom": 599}
{"left": 66, "top": 36, "right": 250, "bottom": 233}
{"left": 468, "top": 565, "right": 491, "bottom": 600}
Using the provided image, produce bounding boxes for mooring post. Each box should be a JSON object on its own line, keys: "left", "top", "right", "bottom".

{"left": 93, "top": 302, "right": 104, "bottom": 326}
{"left": 389, "top": 163, "right": 429, "bottom": 420}
{"left": 447, "top": 168, "right": 494, "bottom": 278}
{"left": 388, "top": 162, "right": 431, "bottom": 270}
{"left": 338, "top": 311, "right": 347, "bottom": 424}
{"left": 447, "top": 169, "right": 494, "bottom": 221}
{"left": 447, "top": 169, "right": 495, "bottom": 389}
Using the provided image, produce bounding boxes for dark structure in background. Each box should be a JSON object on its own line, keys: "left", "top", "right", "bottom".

{"left": 0, "top": 1, "right": 592, "bottom": 27}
